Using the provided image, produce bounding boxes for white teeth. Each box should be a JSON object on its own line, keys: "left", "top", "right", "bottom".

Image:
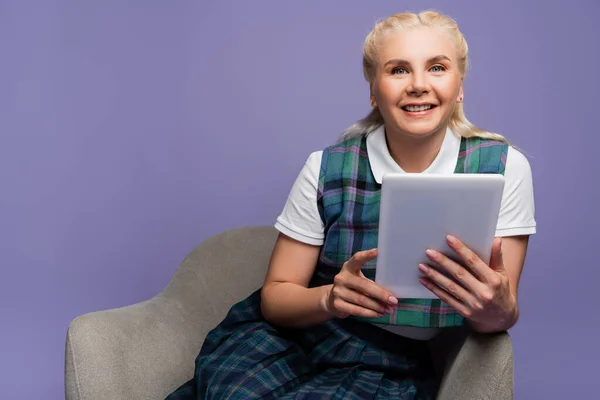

{"left": 404, "top": 104, "right": 433, "bottom": 112}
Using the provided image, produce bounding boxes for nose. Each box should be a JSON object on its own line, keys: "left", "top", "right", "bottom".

{"left": 407, "top": 71, "right": 430, "bottom": 95}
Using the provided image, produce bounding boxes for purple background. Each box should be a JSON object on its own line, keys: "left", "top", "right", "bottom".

{"left": 1, "top": 1, "right": 597, "bottom": 398}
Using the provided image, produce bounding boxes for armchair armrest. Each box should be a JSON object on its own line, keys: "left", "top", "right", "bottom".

{"left": 431, "top": 327, "right": 514, "bottom": 400}
{"left": 65, "top": 293, "right": 209, "bottom": 400}
{"left": 65, "top": 226, "right": 278, "bottom": 400}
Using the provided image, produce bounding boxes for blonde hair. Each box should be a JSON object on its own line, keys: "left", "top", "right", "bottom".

{"left": 340, "top": 10, "right": 507, "bottom": 143}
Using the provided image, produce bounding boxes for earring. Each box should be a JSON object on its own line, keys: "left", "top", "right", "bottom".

{"left": 370, "top": 98, "right": 377, "bottom": 107}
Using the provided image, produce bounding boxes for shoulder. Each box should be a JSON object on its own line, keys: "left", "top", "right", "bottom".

{"left": 300, "top": 150, "right": 323, "bottom": 180}
{"left": 496, "top": 145, "right": 536, "bottom": 237}
{"left": 503, "top": 145, "right": 534, "bottom": 207}
{"left": 274, "top": 150, "right": 325, "bottom": 245}
{"left": 287, "top": 150, "right": 323, "bottom": 200}
{"left": 505, "top": 146, "right": 532, "bottom": 178}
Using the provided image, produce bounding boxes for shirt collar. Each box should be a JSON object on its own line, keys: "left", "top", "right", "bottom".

{"left": 366, "top": 125, "right": 461, "bottom": 183}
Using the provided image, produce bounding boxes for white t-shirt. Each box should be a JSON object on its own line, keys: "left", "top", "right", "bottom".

{"left": 274, "top": 125, "right": 537, "bottom": 340}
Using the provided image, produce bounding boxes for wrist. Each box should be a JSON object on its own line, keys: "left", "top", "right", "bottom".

{"left": 319, "top": 285, "right": 334, "bottom": 316}
{"left": 469, "top": 296, "right": 519, "bottom": 333}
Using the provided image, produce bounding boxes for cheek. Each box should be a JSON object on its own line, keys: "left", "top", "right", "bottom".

{"left": 437, "top": 78, "right": 462, "bottom": 101}
{"left": 432, "top": 89, "right": 457, "bottom": 106}
{"left": 374, "top": 80, "right": 405, "bottom": 104}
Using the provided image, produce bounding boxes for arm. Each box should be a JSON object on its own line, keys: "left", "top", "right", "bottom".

{"left": 260, "top": 234, "right": 397, "bottom": 328}
{"left": 263, "top": 150, "right": 397, "bottom": 328}
{"left": 260, "top": 152, "right": 336, "bottom": 328}
{"left": 260, "top": 233, "right": 333, "bottom": 328}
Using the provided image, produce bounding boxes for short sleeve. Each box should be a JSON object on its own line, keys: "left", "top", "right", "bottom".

{"left": 495, "top": 146, "right": 537, "bottom": 237}
{"left": 274, "top": 151, "right": 325, "bottom": 246}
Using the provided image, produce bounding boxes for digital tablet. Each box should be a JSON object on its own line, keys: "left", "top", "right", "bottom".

{"left": 375, "top": 173, "right": 505, "bottom": 299}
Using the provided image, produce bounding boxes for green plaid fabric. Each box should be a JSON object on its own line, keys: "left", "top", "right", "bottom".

{"left": 314, "top": 134, "right": 508, "bottom": 328}
{"left": 165, "top": 290, "right": 437, "bottom": 399}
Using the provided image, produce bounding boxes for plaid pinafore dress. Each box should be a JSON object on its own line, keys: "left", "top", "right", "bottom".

{"left": 166, "top": 134, "right": 508, "bottom": 400}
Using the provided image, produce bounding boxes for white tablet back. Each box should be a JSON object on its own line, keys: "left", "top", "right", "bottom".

{"left": 375, "top": 173, "right": 505, "bottom": 299}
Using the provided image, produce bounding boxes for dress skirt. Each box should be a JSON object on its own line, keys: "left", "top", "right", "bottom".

{"left": 165, "top": 290, "right": 437, "bottom": 399}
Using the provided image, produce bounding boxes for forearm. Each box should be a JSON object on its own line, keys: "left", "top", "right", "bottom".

{"left": 260, "top": 282, "right": 334, "bottom": 328}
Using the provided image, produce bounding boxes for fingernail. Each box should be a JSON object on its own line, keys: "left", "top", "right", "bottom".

{"left": 385, "top": 306, "right": 394, "bottom": 314}
{"left": 388, "top": 296, "right": 398, "bottom": 305}
{"left": 418, "top": 264, "right": 429, "bottom": 274}
{"left": 419, "top": 277, "right": 428, "bottom": 286}
{"left": 425, "top": 249, "right": 436, "bottom": 258}
{"left": 447, "top": 235, "right": 457, "bottom": 245}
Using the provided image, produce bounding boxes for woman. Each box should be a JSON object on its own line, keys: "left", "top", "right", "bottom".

{"left": 167, "top": 10, "right": 536, "bottom": 399}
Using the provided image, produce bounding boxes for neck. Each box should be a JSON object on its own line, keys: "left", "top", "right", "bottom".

{"left": 384, "top": 126, "right": 448, "bottom": 173}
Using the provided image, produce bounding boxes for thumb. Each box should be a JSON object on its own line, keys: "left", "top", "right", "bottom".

{"left": 489, "top": 237, "right": 505, "bottom": 272}
{"left": 345, "top": 248, "right": 378, "bottom": 274}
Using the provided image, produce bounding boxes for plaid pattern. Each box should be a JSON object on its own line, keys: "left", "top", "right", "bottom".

{"left": 165, "top": 290, "right": 436, "bottom": 399}
{"left": 164, "top": 134, "right": 507, "bottom": 399}
{"left": 314, "top": 135, "right": 508, "bottom": 328}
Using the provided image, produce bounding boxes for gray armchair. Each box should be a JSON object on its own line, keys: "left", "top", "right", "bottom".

{"left": 64, "top": 226, "right": 514, "bottom": 399}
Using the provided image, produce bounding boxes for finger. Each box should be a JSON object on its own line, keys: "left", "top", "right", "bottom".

{"left": 417, "top": 263, "right": 478, "bottom": 306}
{"left": 345, "top": 275, "right": 398, "bottom": 307}
{"left": 488, "top": 237, "right": 505, "bottom": 272}
{"left": 333, "top": 298, "right": 386, "bottom": 319}
{"left": 344, "top": 248, "right": 378, "bottom": 273}
{"left": 337, "top": 286, "right": 393, "bottom": 315}
{"left": 419, "top": 277, "right": 472, "bottom": 319}
{"left": 421, "top": 250, "right": 486, "bottom": 294}
{"left": 442, "top": 235, "right": 496, "bottom": 283}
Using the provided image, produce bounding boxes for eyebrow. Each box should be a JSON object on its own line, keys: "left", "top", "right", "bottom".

{"left": 384, "top": 55, "right": 451, "bottom": 67}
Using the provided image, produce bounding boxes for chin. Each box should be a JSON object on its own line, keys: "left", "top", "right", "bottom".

{"left": 395, "top": 122, "right": 445, "bottom": 139}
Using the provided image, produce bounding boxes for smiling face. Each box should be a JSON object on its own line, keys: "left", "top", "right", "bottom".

{"left": 370, "top": 26, "right": 464, "bottom": 139}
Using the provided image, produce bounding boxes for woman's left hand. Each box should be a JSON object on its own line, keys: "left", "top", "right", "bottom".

{"left": 418, "top": 235, "right": 517, "bottom": 332}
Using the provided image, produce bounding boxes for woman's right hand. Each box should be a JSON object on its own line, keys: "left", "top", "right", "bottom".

{"left": 322, "top": 248, "right": 399, "bottom": 318}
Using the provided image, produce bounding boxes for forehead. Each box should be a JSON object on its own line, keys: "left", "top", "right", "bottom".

{"left": 377, "top": 27, "right": 456, "bottom": 64}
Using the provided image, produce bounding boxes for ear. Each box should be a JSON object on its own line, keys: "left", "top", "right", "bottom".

{"left": 456, "top": 81, "right": 464, "bottom": 103}
{"left": 369, "top": 85, "right": 377, "bottom": 107}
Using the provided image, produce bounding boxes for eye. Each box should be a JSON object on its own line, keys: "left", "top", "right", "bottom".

{"left": 391, "top": 67, "right": 408, "bottom": 75}
{"left": 430, "top": 65, "right": 446, "bottom": 73}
